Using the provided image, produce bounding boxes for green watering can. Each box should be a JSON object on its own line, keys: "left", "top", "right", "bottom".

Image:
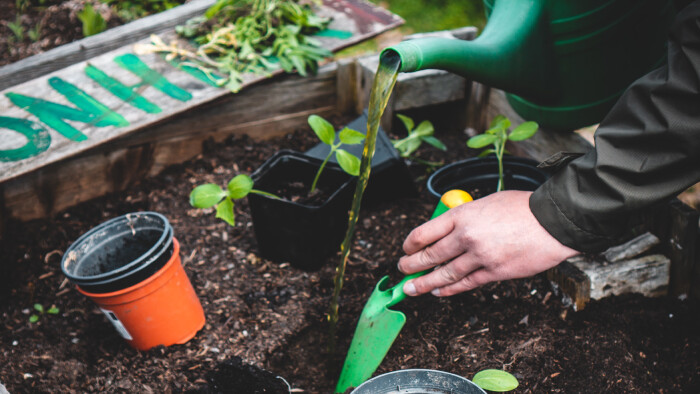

{"left": 336, "top": 190, "right": 473, "bottom": 393}
{"left": 383, "top": 0, "right": 676, "bottom": 130}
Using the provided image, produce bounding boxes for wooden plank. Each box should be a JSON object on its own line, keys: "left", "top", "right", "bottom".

{"left": 0, "top": 0, "right": 217, "bottom": 91}
{"left": 545, "top": 261, "right": 590, "bottom": 312}
{"left": 602, "top": 232, "right": 660, "bottom": 263}
{"left": 570, "top": 254, "right": 670, "bottom": 300}
{"left": 667, "top": 199, "right": 700, "bottom": 297}
{"left": 2, "top": 64, "right": 338, "bottom": 221}
{"left": 0, "top": 0, "right": 403, "bottom": 186}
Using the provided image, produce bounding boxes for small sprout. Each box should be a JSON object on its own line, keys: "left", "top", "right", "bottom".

{"left": 29, "top": 303, "right": 59, "bottom": 324}
{"left": 472, "top": 369, "right": 519, "bottom": 392}
{"left": 467, "top": 115, "right": 538, "bottom": 192}
{"left": 308, "top": 115, "right": 365, "bottom": 193}
{"left": 78, "top": 3, "right": 107, "bottom": 37}
{"left": 392, "top": 114, "right": 446, "bottom": 158}
{"left": 190, "top": 174, "right": 278, "bottom": 227}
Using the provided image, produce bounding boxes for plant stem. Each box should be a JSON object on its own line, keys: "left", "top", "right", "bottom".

{"left": 310, "top": 149, "right": 333, "bottom": 193}
{"left": 250, "top": 189, "right": 280, "bottom": 199}
{"left": 496, "top": 133, "right": 506, "bottom": 192}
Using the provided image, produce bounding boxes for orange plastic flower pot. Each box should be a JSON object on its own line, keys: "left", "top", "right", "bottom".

{"left": 78, "top": 238, "right": 205, "bottom": 351}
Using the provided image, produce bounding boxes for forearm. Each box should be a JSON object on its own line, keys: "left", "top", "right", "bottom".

{"left": 530, "top": 2, "right": 700, "bottom": 252}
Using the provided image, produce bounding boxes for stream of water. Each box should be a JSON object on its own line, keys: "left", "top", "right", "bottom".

{"left": 328, "top": 52, "right": 402, "bottom": 348}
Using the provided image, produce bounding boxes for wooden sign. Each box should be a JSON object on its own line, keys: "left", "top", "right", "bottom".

{"left": 0, "top": 0, "right": 402, "bottom": 185}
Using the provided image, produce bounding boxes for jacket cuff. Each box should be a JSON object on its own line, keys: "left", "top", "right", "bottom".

{"left": 529, "top": 181, "right": 619, "bottom": 253}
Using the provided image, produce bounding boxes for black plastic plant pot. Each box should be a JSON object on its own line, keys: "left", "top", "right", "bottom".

{"left": 351, "top": 369, "right": 486, "bottom": 394}
{"left": 249, "top": 150, "right": 354, "bottom": 271}
{"left": 304, "top": 111, "right": 417, "bottom": 207}
{"left": 427, "top": 156, "right": 550, "bottom": 200}
{"left": 61, "top": 212, "right": 174, "bottom": 293}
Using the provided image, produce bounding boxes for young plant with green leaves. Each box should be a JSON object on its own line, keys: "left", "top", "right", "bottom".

{"left": 392, "top": 114, "right": 446, "bottom": 158}
{"left": 466, "top": 115, "right": 538, "bottom": 192}
{"left": 101, "top": 0, "right": 184, "bottom": 22}
{"left": 189, "top": 174, "right": 278, "bottom": 226}
{"left": 7, "top": 15, "right": 25, "bottom": 42}
{"left": 78, "top": 3, "right": 107, "bottom": 37}
{"left": 307, "top": 114, "right": 365, "bottom": 193}
{"left": 29, "top": 303, "right": 59, "bottom": 323}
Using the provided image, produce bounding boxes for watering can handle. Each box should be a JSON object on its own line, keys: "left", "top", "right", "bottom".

{"left": 385, "top": 189, "right": 473, "bottom": 308}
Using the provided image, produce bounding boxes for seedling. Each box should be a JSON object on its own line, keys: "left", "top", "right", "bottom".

{"left": 466, "top": 115, "right": 538, "bottom": 191}
{"left": 8, "top": 15, "right": 25, "bottom": 42}
{"left": 473, "top": 369, "right": 519, "bottom": 392}
{"left": 308, "top": 114, "right": 365, "bottom": 193}
{"left": 27, "top": 22, "right": 42, "bottom": 42}
{"left": 29, "top": 303, "right": 59, "bottom": 323}
{"left": 190, "top": 174, "right": 279, "bottom": 226}
{"left": 392, "top": 114, "right": 446, "bottom": 158}
{"left": 78, "top": 3, "right": 106, "bottom": 37}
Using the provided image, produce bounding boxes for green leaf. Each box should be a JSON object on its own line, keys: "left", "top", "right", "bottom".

{"left": 308, "top": 115, "right": 335, "bottom": 145}
{"left": 477, "top": 148, "right": 497, "bottom": 157}
{"left": 227, "top": 174, "right": 254, "bottom": 199}
{"left": 33, "top": 304, "right": 43, "bottom": 313}
{"left": 396, "top": 113, "right": 414, "bottom": 133}
{"left": 338, "top": 127, "right": 365, "bottom": 145}
{"left": 399, "top": 138, "right": 422, "bottom": 157}
{"left": 489, "top": 114, "right": 511, "bottom": 130}
{"left": 421, "top": 135, "right": 446, "bottom": 151}
{"left": 508, "top": 121, "right": 539, "bottom": 141}
{"left": 190, "top": 184, "right": 226, "bottom": 208}
{"left": 467, "top": 134, "right": 498, "bottom": 149}
{"left": 473, "top": 369, "right": 519, "bottom": 392}
{"left": 412, "top": 120, "right": 434, "bottom": 137}
{"left": 47, "top": 307, "right": 59, "bottom": 314}
{"left": 335, "top": 149, "right": 361, "bottom": 176}
{"left": 215, "top": 197, "right": 235, "bottom": 226}
{"left": 29, "top": 315, "right": 39, "bottom": 323}
{"left": 78, "top": 4, "right": 107, "bottom": 37}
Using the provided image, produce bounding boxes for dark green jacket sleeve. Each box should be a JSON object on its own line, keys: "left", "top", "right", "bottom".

{"left": 530, "top": 1, "right": 700, "bottom": 253}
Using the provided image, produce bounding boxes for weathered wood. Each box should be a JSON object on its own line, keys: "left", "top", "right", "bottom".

{"left": 571, "top": 254, "right": 670, "bottom": 300}
{"left": 2, "top": 64, "right": 338, "bottom": 221}
{"left": 545, "top": 261, "right": 590, "bottom": 312}
{"left": 693, "top": 227, "right": 700, "bottom": 300}
{"left": 0, "top": 0, "right": 218, "bottom": 91}
{"left": 667, "top": 199, "right": 700, "bottom": 297}
{"left": 602, "top": 232, "right": 660, "bottom": 263}
{"left": 335, "top": 57, "right": 363, "bottom": 116}
{"left": 0, "top": 0, "right": 402, "bottom": 185}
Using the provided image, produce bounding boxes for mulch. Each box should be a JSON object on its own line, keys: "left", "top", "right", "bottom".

{"left": 0, "top": 113, "right": 698, "bottom": 393}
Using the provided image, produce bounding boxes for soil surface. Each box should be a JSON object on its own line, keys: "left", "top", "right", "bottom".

{"left": 0, "top": 118, "right": 699, "bottom": 393}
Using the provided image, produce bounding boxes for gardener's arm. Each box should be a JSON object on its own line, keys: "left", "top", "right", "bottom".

{"left": 398, "top": 2, "right": 700, "bottom": 297}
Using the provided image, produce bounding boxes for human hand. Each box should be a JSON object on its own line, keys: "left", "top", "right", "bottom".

{"left": 397, "top": 190, "right": 579, "bottom": 297}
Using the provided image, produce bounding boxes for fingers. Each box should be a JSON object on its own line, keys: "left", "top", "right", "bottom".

{"left": 397, "top": 230, "right": 465, "bottom": 275}
{"left": 430, "top": 269, "right": 491, "bottom": 297}
{"left": 402, "top": 253, "right": 481, "bottom": 296}
{"left": 402, "top": 212, "right": 455, "bottom": 256}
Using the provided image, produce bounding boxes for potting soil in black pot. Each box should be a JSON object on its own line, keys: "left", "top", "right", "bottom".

{"left": 427, "top": 156, "right": 550, "bottom": 200}
{"left": 249, "top": 150, "right": 354, "bottom": 271}
{"left": 305, "top": 111, "right": 416, "bottom": 206}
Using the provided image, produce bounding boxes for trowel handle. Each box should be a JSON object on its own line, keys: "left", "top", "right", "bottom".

{"left": 386, "top": 190, "right": 473, "bottom": 308}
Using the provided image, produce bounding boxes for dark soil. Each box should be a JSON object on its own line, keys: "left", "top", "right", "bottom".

{"left": 0, "top": 118, "right": 699, "bottom": 393}
{"left": 0, "top": 0, "right": 185, "bottom": 67}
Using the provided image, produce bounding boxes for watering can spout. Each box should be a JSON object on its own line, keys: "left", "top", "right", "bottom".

{"left": 382, "top": 0, "right": 554, "bottom": 103}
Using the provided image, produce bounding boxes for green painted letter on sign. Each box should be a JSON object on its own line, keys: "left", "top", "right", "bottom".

{"left": 0, "top": 116, "right": 51, "bottom": 162}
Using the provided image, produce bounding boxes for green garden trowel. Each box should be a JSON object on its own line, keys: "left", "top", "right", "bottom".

{"left": 335, "top": 190, "right": 473, "bottom": 393}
